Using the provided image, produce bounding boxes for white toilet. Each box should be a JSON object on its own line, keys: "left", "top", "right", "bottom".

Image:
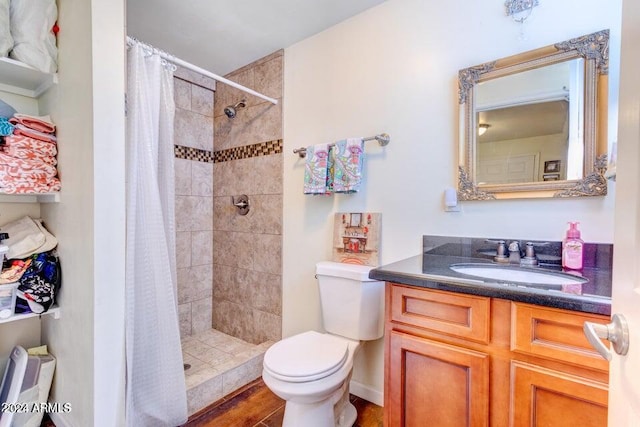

{"left": 262, "top": 261, "right": 385, "bottom": 427}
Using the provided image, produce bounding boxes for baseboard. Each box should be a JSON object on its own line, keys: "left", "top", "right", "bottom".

{"left": 49, "top": 412, "right": 72, "bottom": 427}
{"left": 349, "top": 380, "right": 383, "bottom": 407}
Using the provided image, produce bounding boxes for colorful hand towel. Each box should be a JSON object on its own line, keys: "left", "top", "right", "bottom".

{"left": 9, "top": 114, "right": 56, "bottom": 133}
{"left": 4, "top": 134, "right": 57, "bottom": 156}
{"left": 12, "top": 124, "right": 57, "bottom": 143}
{"left": 331, "top": 138, "right": 364, "bottom": 193}
{"left": 0, "top": 152, "right": 57, "bottom": 179}
{"left": 0, "top": 177, "right": 60, "bottom": 194}
{"left": 326, "top": 145, "right": 335, "bottom": 193}
{"left": 303, "top": 143, "right": 330, "bottom": 194}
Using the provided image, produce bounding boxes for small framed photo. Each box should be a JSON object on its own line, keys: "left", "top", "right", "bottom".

{"left": 543, "top": 173, "right": 560, "bottom": 181}
{"left": 349, "top": 213, "right": 361, "bottom": 227}
{"left": 544, "top": 160, "right": 561, "bottom": 173}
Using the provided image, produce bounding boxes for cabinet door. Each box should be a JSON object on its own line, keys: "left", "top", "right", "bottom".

{"left": 510, "top": 361, "right": 608, "bottom": 427}
{"left": 387, "top": 331, "right": 490, "bottom": 427}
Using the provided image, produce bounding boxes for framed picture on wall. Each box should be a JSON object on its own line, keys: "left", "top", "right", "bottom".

{"left": 544, "top": 160, "right": 561, "bottom": 173}
{"left": 543, "top": 173, "right": 560, "bottom": 181}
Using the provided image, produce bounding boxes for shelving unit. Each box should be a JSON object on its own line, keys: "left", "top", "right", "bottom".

{"left": 0, "top": 57, "right": 60, "bottom": 203}
{"left": 0, "top": 307, "right": 60, "bottom": 325}
{"left": 0, "top": 58, "right": 61, "bottom": 326}
{"left": 0, "top": 193, "right": 60, "bottom": 203}
{"left": 0, "top": 57, "right": 57, "bottom": 97}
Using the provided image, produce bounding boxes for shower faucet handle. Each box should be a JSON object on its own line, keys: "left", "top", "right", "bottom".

{"left": 231, "top": 195, "right": 250, "bottom": 215}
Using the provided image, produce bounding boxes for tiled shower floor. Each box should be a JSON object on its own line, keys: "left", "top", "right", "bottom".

{"left": 182, "top": 328, "right": 273, "bottom": 415}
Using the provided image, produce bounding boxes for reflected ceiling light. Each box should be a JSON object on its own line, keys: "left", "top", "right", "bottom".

{"left": 478, "top": 124, "right": 490, "bottom": 136}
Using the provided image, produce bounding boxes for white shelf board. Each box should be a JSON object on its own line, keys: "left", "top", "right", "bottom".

{"left": 0, "top": 306, "right": 60, "bottom": 324}
{"left": 0, "top": 192, "right": 60, "bottom": 203}
{"left": 0, "top": 57, "right": 57, "bottom": 98}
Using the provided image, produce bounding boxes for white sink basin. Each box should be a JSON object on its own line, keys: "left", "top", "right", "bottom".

{"left": 449, "top": 263, "right": 588, "bottom": 286}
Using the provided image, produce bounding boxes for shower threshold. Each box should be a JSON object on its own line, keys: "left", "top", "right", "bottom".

{"left": 181, "top": 328, "right": 273, "bottom": 415}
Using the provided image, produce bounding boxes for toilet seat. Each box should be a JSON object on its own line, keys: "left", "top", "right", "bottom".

{"left": 263, "top": 331, "right": 349, "bottom": 383}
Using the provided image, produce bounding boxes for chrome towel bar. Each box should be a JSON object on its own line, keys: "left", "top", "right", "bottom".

{"left": 293, "top": 133, "right": 390, "bottom": 158}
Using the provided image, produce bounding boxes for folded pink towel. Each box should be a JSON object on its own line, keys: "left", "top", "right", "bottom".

{"left": 3, "top": 134, "right": 57, "bottom": 156}
{"left": 9, "top": 114, "right": 56, "bottom": 134}
{"left": 12, "top": 124, "right": 57, "bottom": 143}
{"left": 0, "top": 177, "right": 61, "bottom": 194}
{"left": 0, "top": 152, "right": 57, "bottom": 179}
{"left": 1, "top": 146, "right": 56, "bottom": 165}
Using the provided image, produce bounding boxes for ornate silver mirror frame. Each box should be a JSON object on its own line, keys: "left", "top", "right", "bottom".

{"left": 457, "top": 30, "right": 609, "bottom": 200}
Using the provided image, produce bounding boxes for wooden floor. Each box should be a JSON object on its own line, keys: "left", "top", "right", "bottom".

{"left": 185, "top": 378, "right": 383, "bottom": 427}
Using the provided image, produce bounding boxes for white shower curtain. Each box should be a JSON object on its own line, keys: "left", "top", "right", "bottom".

{"left": 125, "top": 41, "right": 187, "bottom": 426}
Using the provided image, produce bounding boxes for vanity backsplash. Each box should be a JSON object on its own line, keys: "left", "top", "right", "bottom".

{"left": 422, "top": 235, "right": 613, "bottom": 271}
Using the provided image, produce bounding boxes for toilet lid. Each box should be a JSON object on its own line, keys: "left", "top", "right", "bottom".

{"left": 263, "top": 331, "right": 349, "bottom": 383}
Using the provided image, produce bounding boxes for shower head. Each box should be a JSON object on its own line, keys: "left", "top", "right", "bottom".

{"left": 224, "top": 99, "right": 247, "bottom": 119}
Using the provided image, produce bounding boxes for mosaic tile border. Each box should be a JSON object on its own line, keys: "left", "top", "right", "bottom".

{"left": 174, "top": 145, "right": 213, "bottom": 163}
{"left": 213, "top": 139, "right": 282, "bottom": 163}
{"left": 174, "top": 139, "right": 282, "bottom": 164}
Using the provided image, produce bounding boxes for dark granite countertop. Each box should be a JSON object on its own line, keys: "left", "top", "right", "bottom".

{"left": 369, "top": 236, "right": 612, "bottom": 316}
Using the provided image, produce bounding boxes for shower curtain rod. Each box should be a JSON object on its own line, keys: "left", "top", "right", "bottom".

{"left": 126, "top": 36, "right": 279, "bottom": 105}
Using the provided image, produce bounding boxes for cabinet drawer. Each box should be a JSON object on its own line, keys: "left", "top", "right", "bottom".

{"left": 511, "top": 303, "right": 610, "bottom": 372}
{"left": 389, "top": 284, "right": 491, "bottom": 344}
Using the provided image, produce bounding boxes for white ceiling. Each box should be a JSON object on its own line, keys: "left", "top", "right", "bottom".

{"left": 478, "top": 100, "right": 569, "bottom": 143}
{"left": 126, "top": 0, "right": 387, "bottom": 76}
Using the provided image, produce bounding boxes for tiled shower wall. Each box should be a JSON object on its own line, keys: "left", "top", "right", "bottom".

{"left": 173, "top": 67, "right": 216, "bottom": 336}
{"left": 212, "top": 50, "right": 283, "bottom": 344}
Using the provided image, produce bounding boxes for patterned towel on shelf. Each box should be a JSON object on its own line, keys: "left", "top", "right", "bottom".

{"left": 303, "top": 143, "right": 331, "bottom": 195}
{"left": 0, "top": 177, "right": 61, "bottom": 194}
{"left": 0, "top": 152, "right": 58, "bottom": 179}
{"left": 1, "top": 145, "right": 57, "bottom": 165}
{"left": 331, "top": 138, "right": 364, "bottom": 193}
{"left": 9, "top": 114, "right": 56, "bottom": 134}
{"left": 3, "top": 134, "right": 57, "bottom": 157}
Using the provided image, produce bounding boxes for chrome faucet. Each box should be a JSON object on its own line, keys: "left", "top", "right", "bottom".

{"left": 508, "top": 241, "right": 522, "bottom": 264}
{"left": 488, "top": 239, "right": 548, "bottom": 266}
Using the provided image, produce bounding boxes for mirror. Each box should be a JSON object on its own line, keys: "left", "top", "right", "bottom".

{"left": 457, "top": 30, "right": 609, "bottom": 200}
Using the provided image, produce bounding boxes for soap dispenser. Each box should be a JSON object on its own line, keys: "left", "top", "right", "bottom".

{"left": 562, "top": 222, "right": 584, "bottom": 270}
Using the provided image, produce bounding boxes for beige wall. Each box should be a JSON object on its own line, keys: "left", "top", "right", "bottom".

{"left": 212, "top": 51, "right": 283, "bottom": 345}
{"left": 283, "top": 0, "right": 621, "bottom": 404}
{"left": 173, "top": 68, "right": 216, "bottom": 337}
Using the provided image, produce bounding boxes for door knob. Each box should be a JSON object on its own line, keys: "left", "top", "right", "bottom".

{"left": 583, "top": 313, "right": 629, "bottom": 361}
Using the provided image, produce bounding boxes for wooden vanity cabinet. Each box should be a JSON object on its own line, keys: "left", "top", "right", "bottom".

{"left": 384, "top": 283, "right": 610, "bottom": 427}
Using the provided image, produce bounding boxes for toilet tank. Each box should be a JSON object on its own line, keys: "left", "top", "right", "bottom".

{"left": 316, "top": 261, "right": 385, "bottom": 341}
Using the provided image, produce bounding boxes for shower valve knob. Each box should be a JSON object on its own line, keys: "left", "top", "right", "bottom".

{"left": 231, "top": 195, "right": 250, "bottom": 215}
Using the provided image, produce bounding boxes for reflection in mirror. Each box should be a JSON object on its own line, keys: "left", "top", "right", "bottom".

{"left": 475, "top": 59, "right": 583, "bottom": 184}
{"left": 458, "top": 30, "right": 609, "bottom": 200}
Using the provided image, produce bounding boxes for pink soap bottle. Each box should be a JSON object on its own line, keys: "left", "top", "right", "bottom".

{"left": 562, "top": 222, "right": 584, "bottom": 270}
